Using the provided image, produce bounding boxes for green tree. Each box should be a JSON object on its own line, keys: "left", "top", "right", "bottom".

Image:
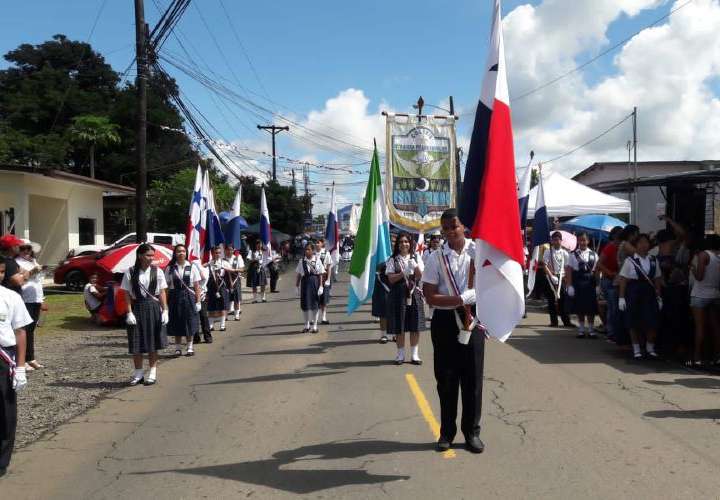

{"left": 68, "top": 114, "right": 120, "bottom": 178}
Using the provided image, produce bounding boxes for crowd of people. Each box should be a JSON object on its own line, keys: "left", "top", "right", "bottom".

{"left": 534, "top": 216, "right": 720, "bottom": 364}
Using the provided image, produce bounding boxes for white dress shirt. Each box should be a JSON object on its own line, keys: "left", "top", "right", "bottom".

{"left": 0, "top": 285, "right": 33, "bottom": 347}
{"left": 121, "top": 266, "right": 168, "bottom": 300}
{"left": 15, "top": 257, "right": 44, "bottom": 303}
{"left": 165, "top": 261, "right": 202, "bottom": 290}
{"left": 422, "top": 239, "right": 475, "bottom": 299}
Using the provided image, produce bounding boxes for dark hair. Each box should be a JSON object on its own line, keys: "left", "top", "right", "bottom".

{"left": 609, "top": 226, "right": 623, "bottom": 239}
{"left": 620, "top": 225, "right": 640, "bottom": 242}
{"left": 254, "top": 240, "right": 262, "bottom": 248}
{"left": 576, "top": 231, "right": 589, "bottom": 240}
{"left": 551, "top": 231, "right": 563, "bottom": 239}
{"left": 635, "top": 233, "right": 651, "bottom": 246}
{"left": 211, "top": 245, "right": 223, "bottom": 253}
{"left": 705, "top": 234, "right": 720, "bottom": 251}
{"left": 169, "top": 244, "right": 187, "bottom": 268}
{"left": 131, "top": 243, "right": 154, "bottom": 295}
{"left": 392, "top": 231, "right": 415, "bottom": 258}
{"left": 655, "top": 229, "right": 675, "bottom": 244}
{"left": 441, "top": 208, "right": 459, "bottom": 222}
{"left": 304, "top": 242, "right": 315, "bottom": 253}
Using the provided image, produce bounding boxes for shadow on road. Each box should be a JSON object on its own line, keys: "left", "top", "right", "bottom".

{"left": 134, "top": 440, "right": 419, "bottom": 494}
{"left": 46, "top": 380, "right": 129, "bottom": 390}
{"left": 305, "top": 360, "right": 394, "bottom": 369}
{"left": 644, "top": 378, "right": 720, "bottom": 390}
{"left": 199, "top": 371, "right": 345, "bottom": 385}
{"left": 643, "top": 409, "right": 720, "bottom": 419}
{"left": 229, "top": 339, "right": 379, "bottom": 357}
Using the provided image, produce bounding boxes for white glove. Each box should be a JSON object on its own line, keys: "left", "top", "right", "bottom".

{"left": 618, "top": 298, "right": 627, "bottom": 311}
{"left": 550, "top": 275, "right": 559, "bottom": 285}
{"left": 126, "top": 311, "right": 137, "bottom": 326}
{"left": 13, "top": 366, "right": 27, "bottom": 392}
{"left": 195, "top": 302, "right": 202, "bottom": 312}
{"left": 161, "top": 309, "right": 169, "bottom": 325}
{"left": 567, "top": 286, "right": 575, "bottom": 297}
{"left": 324, "top": 280, "right": 331, "bottom": 287}
{"left": 657, "top": 297, "right": 663, "bottom": 310}
{"left": 595, "top": 286, "right": 602, "bottom": 296}
{"left": 318, "top": 286, "right": 324, "bottom": 297}
{"left": 460, "top": 289, "right": 476, "bottom": 306}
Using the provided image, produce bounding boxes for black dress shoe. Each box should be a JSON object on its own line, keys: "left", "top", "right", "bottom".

{"left": 193, "top": 334, "right": 201, "bottom": 344}
{"left": 411, "top": 359, "right": 423, "bottom": 365}
{"left": 436, "top": 436, "right": 452, "bottom": 452}
{"left": 204, "top": 333, "right": 213, "bottom": 344}
{"left": 321, "top": 320, "right": 330, "bottom": 325}
{"left": 464, "top": 434, "right": 485, "bottom": 453}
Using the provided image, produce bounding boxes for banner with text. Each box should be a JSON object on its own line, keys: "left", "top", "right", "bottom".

{"left": 385, "top": 114, "right": 457, "bottom": 233}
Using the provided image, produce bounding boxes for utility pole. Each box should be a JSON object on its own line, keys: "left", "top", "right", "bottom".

{"left": 291, "top": 169, "right": 296, "bottom": 192}
{"left": 134, "top": 0, "right": 149, "bottom": 242}
{"left": 632, "top": 106, "right": 638, "bottom": 225}
{"left": 449, "top": 95, "right": 462, "bottom": 208}
{"left": 257, "top": 124, "right": 289, "bottom": 181}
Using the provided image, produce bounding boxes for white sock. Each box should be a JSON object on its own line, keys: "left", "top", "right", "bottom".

{"left": 133, "top": 368, "right": 144, "bottom": 379}
{"left": 220, "top": 315, "right": 226, "bottom": 329}
{"left": 647, "top": 342, "right": 656, "bottom": 353}
{"left": 228, "top": 305, "right": 235, "bottom": 313}
{"left": 148, "top": 367, "right": 157, "bottom": 380}
{"left": 411, "top": 344, "right": 420, "bottom": 360}
{"left": 322, "top": 309, "right": 327, "bottom": 321}
{"left": 312, "top": 309, "right": 319, "bottom": 328}
{"left": 632, "top": 343, "right": 641, "bottom": 355}
{"left": 396, "top": 348, "right": 404, "bottom": 360}
{"left": 303, "top": 310, "right": 311, "bottom": 328}
{"left": 209, "top": 318, "right": 216, "bottom": 330}
{"left": 262, "top": 291, "right": 267, "bottom": 301}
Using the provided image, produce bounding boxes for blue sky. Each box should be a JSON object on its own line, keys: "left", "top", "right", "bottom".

{"left": 1, "top": 0, "right": 707, "bottom": 211}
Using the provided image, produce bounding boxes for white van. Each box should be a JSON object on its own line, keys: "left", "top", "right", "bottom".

{"left": 66, "top": 232, "right": 185, "bottom": 258}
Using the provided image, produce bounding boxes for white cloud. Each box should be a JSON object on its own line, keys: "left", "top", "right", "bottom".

{"left": 503, "top": 0, "right": 720, "bottom": 175}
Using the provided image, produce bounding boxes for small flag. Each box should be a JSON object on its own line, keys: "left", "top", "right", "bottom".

{"left": 526, "top": 168, "right": 550, "bottom": 296}
{"left": 325, "top": 183, "right": 340, "bottom": 265}
{"left": 185, "top": 165, "right": 204, "bottom": 261}
{"left": 459, "top": 0, "right": 525, "bottom": 342}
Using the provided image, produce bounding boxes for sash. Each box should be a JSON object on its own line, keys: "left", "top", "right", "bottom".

{"left": 228, "top": 257, "right": 243, "bottom": 287}
{"left": 0, "top": 345, "right": 16, "bottom": 379}
{"left": 130, "top": 266, "right": 159, "bottom": 302}
{"left": 628, "top": 256, "right": 659, "bottom": 294}
{"left": 172, "top": 264, "right": 195, "bottom": 294}
{"left": 545, "top": 248, "right": 565, "bottom": 300}
{"left": 395, "top": 256, "right": 416, "bottom": 305}
{"left": 436, "top": 250, "right": 480, "bottom": 333}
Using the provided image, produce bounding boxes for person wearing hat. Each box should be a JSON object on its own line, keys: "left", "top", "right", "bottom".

{"left": 0, "top": 234, "right": 26, "bottom": 295}
{"left": 0, "top": 258, "right": 30, "bottom": 476}
{"left": 15, "top": 240, "right": 45, "bottom": 370}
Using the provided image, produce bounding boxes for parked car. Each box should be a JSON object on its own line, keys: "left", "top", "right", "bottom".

{"left": 54, "top": 251, "right": 114, "bottom": 291}
{"left": 66, "top": 232, "right": 184, "bottom": 259}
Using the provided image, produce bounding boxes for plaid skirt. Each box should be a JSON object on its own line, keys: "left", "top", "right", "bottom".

{"left": 167, "top": 288, "right": 199, "bottom": 338}
{"left": 247, "top": 264, "right": 267, "bottom": 288}
{"left": 127, "top": 297, "right": 167, "bottom": 354}
{"left": 229, "top": 274, "right": 242, "bottom": 302}
{"left": 300, "top": 274, "right": 321, "bottom": 311}
{"left": 371, "top": 277, "right": 388, "bottom": 318}
{"left": 386, "top": 283, "right": 425, "bottom": 335}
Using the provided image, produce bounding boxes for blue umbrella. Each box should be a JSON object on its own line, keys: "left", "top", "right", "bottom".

{"left": 561, "top": 214, "right": 626, "bottom": 241}
{"left": 224, "top": 215, "right": 249, "bottom": 249}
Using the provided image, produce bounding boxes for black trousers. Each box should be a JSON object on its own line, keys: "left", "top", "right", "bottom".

{"left": 24, "top": 303, "right": 41, "bottom": 362}
{"left": 0, "top": 346, "right": 17, "bottom": 470}
{"left": 540, "top": 277, "right": 571, "bottom": 326}
{"left": 431, "top": 310, "right": 485, "bottom": 440}
{"left": 269, "top": 265, "right": 279, "bottom": 292}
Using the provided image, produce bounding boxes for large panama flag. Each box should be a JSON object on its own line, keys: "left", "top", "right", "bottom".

{"left": 259, "top": 187, "right": 272, "bottom": 253}
{"left": 204, "top": 186, "right": 225, "bottom": 259}
{"left": 325, "top": 182, "right": 340, "bottom": 265}
{"left": 185, "top": 165, "right": 204, "bottom": 261}
{"left": 526, "top": 168, "right": 550, "bottom": 296}
{"left": 347, "top": 142, "right": 391, "bottom": 314}
{"left": 459, "top": 0, "right": 525, "bottom": 342}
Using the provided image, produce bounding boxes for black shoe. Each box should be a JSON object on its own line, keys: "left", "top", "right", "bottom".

{"left": 411, "top": 359, "right": 423, "bottom": 365}
{"left": 464, "top": 434, "right": 485, "bottom": 453}
{"left": 193, "top": 334, "right": 201, "bottom": 344}
{"left": 220, "top": 326, "right": 227, "bottom": 332}
{"left": 129, "top": 376, "right": 144, "bottom": 387}
{"left": 143, "top": 378, "right": 156, "bottom": 386}
{"left": 436, "top": 436, "right": 452, "bottom": 452}
{"left": 576, "top": 333, "right": 586, "bottom": 339}
{"left": 563, "top": 322, "right": 577, "bottom": 328}
{"left": 379, "top": 335, "right": 388, "bottom": 344}
{"left": 321, "top": 320, "right": 330, "bottom": 325}
{"left": 204, "top": 333, "right": 213, "bottom": 344}
{"left": 549, "top": 322, "right": 559, "bottom": 328}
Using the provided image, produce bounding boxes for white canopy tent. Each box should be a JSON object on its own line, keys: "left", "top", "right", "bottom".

{"left": 527, "top": 170, "right": 630, "bottom": 218}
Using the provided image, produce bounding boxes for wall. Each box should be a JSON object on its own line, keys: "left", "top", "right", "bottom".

{"left": 0, "top": 172, "right": 29, "bottom": 237}
{"left": 29, "top": 194, "right": 68, "bottom": 265}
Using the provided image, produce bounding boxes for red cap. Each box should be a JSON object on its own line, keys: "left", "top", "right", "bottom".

{"left": 0, "top": 234, "right": 24, "bottom": 249}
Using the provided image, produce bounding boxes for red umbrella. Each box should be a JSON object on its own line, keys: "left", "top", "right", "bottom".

{"left": 96, "top": 244, "right": 173, "bottom": 274}
{"left": 556, "top": 230, "right": 577, "bottom": 251}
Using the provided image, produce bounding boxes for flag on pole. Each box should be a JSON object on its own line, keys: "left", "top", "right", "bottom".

{"left": 415, "top": 232, "right": 425, "bottom": 255}
{"left": 185, "top": 165, "right": 204, "bottom": 261}
{"left": 204, "top": 186, "right": 225, "bottom": 260}
{"left": 225, "top": 187, "right": 248, "bottom": 250}
{"left": 325, "top": 182, "right": 340, "bottom": 265}
{"left": 459, "top": 0, "right": 525, "bottom": 342}
{"left": 259, "top": 187, "right": 272, "bottom": 254}
{"left": 526, "top": 168, "right": 550, "bottom": 296}
{"left": 518, "top": 164, "right": 532, "bottom": 231}
{"left": 347, "top": 142, "right": 391, "bottom": 314}
{"left": 198, "top": 168, "right": 211, "bottom": 261}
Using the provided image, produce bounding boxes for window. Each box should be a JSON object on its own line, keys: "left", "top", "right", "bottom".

{"left": 152, "top": 235, "right": 173, "bottom": 245}
{"left": 78, "top": 218, "right": 96, "bottom": 245}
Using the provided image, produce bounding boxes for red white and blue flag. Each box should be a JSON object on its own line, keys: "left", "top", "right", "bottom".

{"left": 204, "top": 186, "right": 225, "bottom": 260}
{"left": 325, "top": 183, "right": 340, "bottom": 265}
{"left": 459, "top": 0, "right": 525, "bottom": 342}
{"left": 185, "top": 165, "right": 206, "bottom": 261}
{"left": 526, "top": 168, "right": 550, "bottom": 296}
{"left": 259, "top": 187, "right": 272, "bottom": 253}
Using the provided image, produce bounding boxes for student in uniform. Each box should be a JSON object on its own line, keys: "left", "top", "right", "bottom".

{"left": 268, "top": 247, "right": 281, "bottom": 293}
{"left": 565, "top": 232, "right": 599, "bottom": 338}
{"left": 385, "top": 232, "right": 425, "bottom": 366}
{"left": 618, "top": 233, "right": 663, "bottom": 359}
{"left": 195, "top": 264, "right": 213, "bottom": 344}
{"left": 542, "top": 231, "right": 573, "bottom": 327}
{"left": 247, "top": 240, "right": 269, "bottom": 303}
{"left": 83, "top": 272, "right": 106, "bottom": 323}
{"left": 224, "top": 245, "right": 245, "bottom": 321}
{"left": 0, "top": 259, "right": 29, "bottom": 476}
{"left": 422, "top": 209, "right": 485, "bottom": 454}
{"left": 316, "top": 239, "right": 333, "bottom": 325}
{"left": 295, "top": 243, "right": 325, "bottom": 333}
{"left": 205, "top": 246, "right": 231, "bottom": 331}
{"left": 121, "top": 243, "right": 169, "bottom": 386}
{"left": 165, "top": 244, "right": 202, "bottom": 357}
{"left": 373, "top": 261, "right": 391, "bottom": 343}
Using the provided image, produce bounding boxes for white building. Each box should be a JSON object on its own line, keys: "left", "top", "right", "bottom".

{"left": 0, "top": 166, "right": 134, "bottom": 265}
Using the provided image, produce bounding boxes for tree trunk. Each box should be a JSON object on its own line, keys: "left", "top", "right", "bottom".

{"left": 90, "top": 143, "right": 95, "bottom": 178}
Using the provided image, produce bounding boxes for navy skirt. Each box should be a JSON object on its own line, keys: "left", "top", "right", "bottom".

{"left": 625, "top": 280, "right": 659, "bottom": 330}
{"left": 247, "top": 264, "right": 267, "bottom": 288}
{"left": 207, "top": 277, "right": 229, "bottom": 312}
{"left": 127, "top": 297, "right": 167, "bottom": 354}
{"left": 386, "top": 282, "right": 425, "bottom": 335}
{"left": 300, "top": 274, "right": 321, "bottom": 311}
{"left": 229, "top": 273, "right": 242, "bottom": 302}
{"left": 167, "top": 288, "right": 198, "bottom": 338}
{"left": 371, "top": 276, "right": 388, "bottom": 318}
{"left": 571, "top": 273, "right": 598, "bottom": 315}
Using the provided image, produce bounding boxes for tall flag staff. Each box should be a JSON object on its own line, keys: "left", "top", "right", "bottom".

{"left": 526, "top": 164, "right": 550, "bottom": 296}
{"left": 185, "top": 165, "right": 205, "bottom": 261}
{"left": 518, "top": 151, "right": 534, "bottom": 231}
{"left": 204, "top": 185, "right": 225, "bottom": 262}
{"left": 325, "top": 181, "right": 340, "bottom": 267}
{"left": 225, "top": 187, "right": 248, "bottom": 250}
{"left": 458, "top": 0, "right": 525, "bottom": 342}
{"left": 259, "top": 187, "right": 272, "bottom": 257}
{"left": 347, "top": 139, "right": 392, "bottom": 314}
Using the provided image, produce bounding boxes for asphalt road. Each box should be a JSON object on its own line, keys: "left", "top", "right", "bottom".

{"left": 4, "top": 272, "right": 720, "bottom": 498}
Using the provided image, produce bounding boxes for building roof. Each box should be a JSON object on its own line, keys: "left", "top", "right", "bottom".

{"left": 0, "top": 164, "right": 135, "bottom": 194}
{"left": 588, "top": 169, "right": 720, "bottom": 192}
{"left": 572, "top": 160, "right": 720, "bottom": 181}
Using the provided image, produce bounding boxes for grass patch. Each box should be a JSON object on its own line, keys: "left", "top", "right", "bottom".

{"left": 37, "top": 292, "right": 96, "bottom": 336}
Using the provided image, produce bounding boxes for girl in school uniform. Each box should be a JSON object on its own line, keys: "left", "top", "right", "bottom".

{"left": 205, "top": 246, "right": 231, "bottom": 332}
{"left": 295, "top": 243, "right": 325, "bottom": 333}
{"left": 565, "top": 232, "right": 599, "bottom": 338}
{"left": 385, "top": 232, "right": 425, "bottom": 365}
{"left": 224, "top": 245, "right": 245, "bottom": 321}
{"left": 165, "top": 244, "right": 202, "bottom": 357}
{"left": 121, "top": 243, "right": 169, "bottom": 386}
{"left": 247, "top": 240, "right": 269, "bottom": 303}
{"left": 372, "top": 261, "right": 391, "bottom": 343}
{"left": 618, "top": 234, "right": 663, "bottom": 359}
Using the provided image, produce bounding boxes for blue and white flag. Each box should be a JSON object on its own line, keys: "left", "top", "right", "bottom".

{"left": 526, "top": 169, "right": 550, "bottom": 296}
{"left": 225, "top": 187, "right": 248, "bottom": 249}
{"left": 205, "top": 186, "right": 225, "bottom": 257}
{"left": 259, "top": 187, "right": 272, "bottom": 253}
{"left": 325, "top": 183, "right": 340, "bottom": 265}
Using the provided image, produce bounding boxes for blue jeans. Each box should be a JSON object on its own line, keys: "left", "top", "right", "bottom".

{"left": 601, "top": 278, "right": 618, "bottom": 337}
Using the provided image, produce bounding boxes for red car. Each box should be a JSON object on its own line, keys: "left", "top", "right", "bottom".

{"left": 54, "top": 250, "right": 117, "bottom": 291}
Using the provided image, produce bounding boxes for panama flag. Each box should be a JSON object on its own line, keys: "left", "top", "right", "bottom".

{"left": 526, "top": 169, "right": 550, "bottom": 296}
{"left": 459, "top": 0, "right": 525, "bottom": 342}
{"left": 185, "top": 165, "right": 204, "bottom": 261}
{"left": 204, "top": 185, "right": 225, "bottom": 261}
{"left": 347, "top": 142, "right": 391, "bottom": 314}
{"left": 325, "top": 183, "right": 340, "bottom": 265}
{"left": 518, "top": 164, "right": 532, "bottom": 231}
{"left": 259, "top": 187, "right": 271, "bottom": 254}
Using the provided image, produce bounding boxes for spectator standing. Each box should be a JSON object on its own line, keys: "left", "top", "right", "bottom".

{"left": 598, "top": 227, "right": 623, "bottom": 341}
{"left": 688, "top": 235, "right": 720, "bottom": 366}
{"left": 542, "top": 232, "right": 573, "bottom": 328}
{"left": 15, "top": 241, "right": 44, "bottom": 370}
